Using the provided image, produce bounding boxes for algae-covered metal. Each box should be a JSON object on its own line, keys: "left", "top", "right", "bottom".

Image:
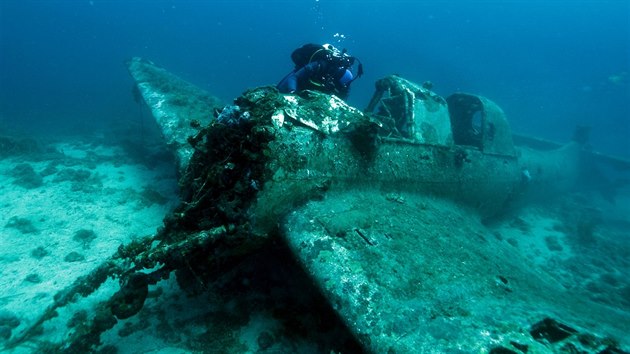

{"left": 366, "top": 75, "right": 452, "bottom": 145}
{"left": 447, "top": 92, "right": 517, "bottom": 157}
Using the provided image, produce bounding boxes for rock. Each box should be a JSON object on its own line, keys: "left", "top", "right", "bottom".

{"left": 0, "top": 311, "right": 20, "bottom": 328}
{"left": 545, "top": 235, "right": 563, "bottom": 251}
{"left": 0, "top": 326, "right": 11, "bottom": 341}
{"left": 489, "top": 347, "right": 519, "bottom": 354}
{"left": 31, "top": 246, "right": 49, "bottom": 259}
{"left": 5, "top": 216, "right": 39, "bottom": 234}
{"left": 10, "top": 163, "right": 43, "bottom": 189}
{"left": 73, "top": 229, "right": 97, "bottom": 249}
{"left": 64, "top": 252, "right": 85, "bottom": 262}
{"left": 25, "top": 273, "right": 42, "bottom": 283}
{"left": 530, "top": 317, "right": 577, "bottom": 343}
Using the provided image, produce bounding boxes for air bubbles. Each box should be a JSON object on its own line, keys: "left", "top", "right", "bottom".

{"left": 333, "top": 33, "right": 348, "bottom": 45}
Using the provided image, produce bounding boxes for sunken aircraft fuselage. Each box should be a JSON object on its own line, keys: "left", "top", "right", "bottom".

{"left": 128, "top": 58, "right": 583, "bottom": 232}
{"left": 6, "top": 58, "right": 628, "bottom": 353}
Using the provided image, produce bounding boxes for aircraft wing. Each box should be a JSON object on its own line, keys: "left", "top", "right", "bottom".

{"left": 127, "top": 57, "right": 224, "bottom": 174}
{"left": 282, "top": 189, "right": 630, "bottom": 352}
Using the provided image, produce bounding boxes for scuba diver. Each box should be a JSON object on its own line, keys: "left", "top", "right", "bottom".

{"left": 277, "top": 43, "right": 363, "bottom": 100}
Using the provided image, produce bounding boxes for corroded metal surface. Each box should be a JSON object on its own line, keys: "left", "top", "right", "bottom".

{"left": 127, "top": 57, "right": 224, "bottom": 174}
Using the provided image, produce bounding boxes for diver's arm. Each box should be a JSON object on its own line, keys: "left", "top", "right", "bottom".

{"left": 292, "top": 62, "right": 320, "bottom": 85}
{"left": 277, "top": 62, "right": 321, "bottom": 93}
{"left": 277, "top": 70, "right": 298, "bottom": 93}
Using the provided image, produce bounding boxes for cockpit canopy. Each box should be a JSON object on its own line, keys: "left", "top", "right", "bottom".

{"left": 366, "top": 75, "right": 516, "bottom": 157}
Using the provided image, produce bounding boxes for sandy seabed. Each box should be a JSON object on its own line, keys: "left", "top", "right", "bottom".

{"left": 0, "top": 132, "right": 184, "bottom": 353}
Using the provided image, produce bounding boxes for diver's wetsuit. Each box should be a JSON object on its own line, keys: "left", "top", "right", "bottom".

{"left": 277, "top": 60, "right": 353, "bottom": 99}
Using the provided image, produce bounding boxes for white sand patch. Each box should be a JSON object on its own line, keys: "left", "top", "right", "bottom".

{"left": 494, "top": 207, "right": 575, "bottom": 266}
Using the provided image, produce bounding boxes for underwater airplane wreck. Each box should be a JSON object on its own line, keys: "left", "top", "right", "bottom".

{"left": 6, "top": 57, "right": 630, "bottom": 353}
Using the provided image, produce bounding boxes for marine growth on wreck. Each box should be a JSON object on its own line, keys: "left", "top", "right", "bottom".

{"left": 3, "top": 58, "right": 629, "bottom": 354}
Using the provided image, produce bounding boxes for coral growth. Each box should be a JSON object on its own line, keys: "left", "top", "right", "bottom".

{"left": 10, "top": 163, "right": 43, "bottom": 189}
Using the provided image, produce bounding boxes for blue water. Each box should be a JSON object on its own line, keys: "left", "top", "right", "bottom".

{"left": 1, "top": 0, "right": 628, "bottom": 156}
